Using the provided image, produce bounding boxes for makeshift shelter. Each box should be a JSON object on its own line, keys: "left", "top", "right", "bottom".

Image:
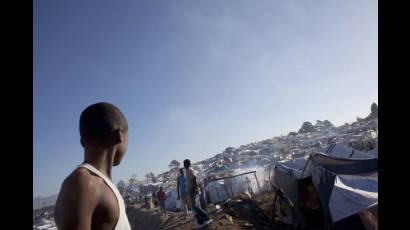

{"left": 274, "top": 144, "right": 378, "bottom": 229}
{"left": 206, "top": 180, "right": 231, "bottom": 203}
{"left": 274, "top": 156, "right": 309, "bottom": 228}
{"left": 205, "top": 170, "right": 262, "bottom": 204}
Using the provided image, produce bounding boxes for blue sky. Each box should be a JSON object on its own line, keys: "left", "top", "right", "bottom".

{"left": 34, "top": 0, "right": 377, "bottom": 198}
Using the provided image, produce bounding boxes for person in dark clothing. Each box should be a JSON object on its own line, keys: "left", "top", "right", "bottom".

{"left": 144, "top": 195, "right": 150, "bottom": 208}
{"left": 152, "top": 188, "right": 158, "bottom": 207}
{"left": 198, "top": 183, "right": 207, "bottom": 210}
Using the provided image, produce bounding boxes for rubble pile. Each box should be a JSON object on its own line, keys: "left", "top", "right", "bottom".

{"left": 221, "top": 197, "right": 272, "bottom": 229}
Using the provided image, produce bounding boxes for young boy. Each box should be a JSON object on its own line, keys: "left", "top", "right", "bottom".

{"left": 184, "top": 159, "right": 212, "bottom": 228}
{"left": 157, "top": 187, "right": 167, "bottom": 216}
{"left": 177, "top": 168, "right": 189, "bottom": 219}
{"left": 54, "top": 102, "right": 131, "bottom": 230}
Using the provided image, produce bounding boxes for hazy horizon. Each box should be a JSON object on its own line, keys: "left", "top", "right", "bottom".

{"left": 32, "top": 107, "right": 376, "bottom": 199}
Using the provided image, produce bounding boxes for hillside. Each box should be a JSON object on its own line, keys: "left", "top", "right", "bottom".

{"left": 33, "top": 194, "right": 58, "bottom": 210}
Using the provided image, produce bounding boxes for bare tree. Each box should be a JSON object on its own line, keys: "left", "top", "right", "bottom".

{"left": 149, "top": 172, "right": 157, "bottom": 183}
{"left": 168, "top": 160, "right": 181, "bottom": 171}
{"left": 117, "top": 180, "right": 126, "bottom": 194}
{"left": 129, "top": 174, "right": 138, "bottom": 185}
{"left": 145, "top": 173, "right": 151, "bottom": 184}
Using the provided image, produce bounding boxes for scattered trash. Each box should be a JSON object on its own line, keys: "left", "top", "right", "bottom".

{"left": 221, "top": 197, "right": 272, "bottom": 228}
{"left": 240, "top": 222, "right": 253, "bottom": 227}
{"left": 215, "top": 204, "right": 223, "bottom": 214}
{"left": 226, "top": 214, "right": 233, "bottom": 225}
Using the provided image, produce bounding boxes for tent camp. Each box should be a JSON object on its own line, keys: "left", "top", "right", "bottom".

{"left": 274, "top": 144, "right": 378, "bottom": 229}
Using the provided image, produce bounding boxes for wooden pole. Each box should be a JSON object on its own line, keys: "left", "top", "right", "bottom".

{"left": 207, "top": 170, "right": 257, "bottom": 182}
{"left": 253, "top": 171, "right": 262, "bottom": 193}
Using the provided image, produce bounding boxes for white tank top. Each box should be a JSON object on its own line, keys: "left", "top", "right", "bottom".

{"left": 78, "top": 163, "right": 131, "bottom": 230}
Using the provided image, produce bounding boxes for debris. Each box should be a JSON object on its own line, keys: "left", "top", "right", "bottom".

{"left": 237, "top": 192, "right": 251, "bottom": 200}
{"left": 221, "top": 197, "right": 272, "bottom": 229}
{"left": 226, "top": 214, "right": 233, "bottom": 225}
{"left": 215, "top": 204, "right": 223, "bottom": 214}
{"left": 240, "top": 222, "right": 253, "bottom": 227}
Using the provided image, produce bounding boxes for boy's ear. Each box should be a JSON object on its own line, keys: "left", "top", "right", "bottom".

{"left": 114, "top": 128, "right": 125, "bottom": 143}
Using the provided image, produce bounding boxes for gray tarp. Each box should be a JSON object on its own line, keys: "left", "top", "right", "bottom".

{"left": 274, "top": 166, "right": 307, "bottom": 228}
{"left": 274, "top": 144, "right": 378, "bottom": 226}
{"left": 329, "top": 173, "right": 378, "bottom": 222}
{"left": 303, "top": 153, "right": 378, "bottom": 178}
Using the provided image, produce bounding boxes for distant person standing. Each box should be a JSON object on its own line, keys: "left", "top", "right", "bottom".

{"left": 54, "top": 102, "right": 131, "bottom": 230}
{"left": 184, "top": 159, "right": 212, "bottom": 228}
{"left": 144, "top": 195, "right": 150, "bottom": 209}
{"left": 152, "top": 188, "right": 158, "bottom": 207}
{"left": 157, "top": 187, "right": 167, "bottom": 216}
{"left": 177, "top": 168, "right": 189, "bottom": 219}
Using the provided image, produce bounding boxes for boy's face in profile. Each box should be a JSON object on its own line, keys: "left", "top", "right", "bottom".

{"left": 113, "top": 130, "right": 128, "bottom": 166}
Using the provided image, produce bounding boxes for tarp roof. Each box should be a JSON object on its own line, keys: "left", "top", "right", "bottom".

{"left": 276, "top": 156, "right": 309, "bottom": 178}
{"left": 274, "top": 144, "right": 378, "bottom": 225}
{"left": 323, "top": 143, "right": 374, "bottom": 159}
{"left": 329, "top": 172, "right": 378, "bottom": 222}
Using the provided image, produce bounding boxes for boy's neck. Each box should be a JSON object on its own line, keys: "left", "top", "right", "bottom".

{"left": 83, "top": 147, "right": 115, "bottom": 180}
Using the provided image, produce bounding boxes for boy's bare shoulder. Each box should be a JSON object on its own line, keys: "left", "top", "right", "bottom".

{"left": 61, "top": 167, "right": 104, "bottom": 194}
{"left": 55, "top": 168, "right": 111, "bottom": 229}
{"left": 55, "top": 167, "right": 104, "bottom": 219}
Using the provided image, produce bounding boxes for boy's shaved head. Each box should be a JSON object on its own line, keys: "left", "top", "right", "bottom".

{"left": 56, "top": 102, "right": 130, "bottom": 230}
{"left": 80, "top": 102, "right": 128, "bottom": 144}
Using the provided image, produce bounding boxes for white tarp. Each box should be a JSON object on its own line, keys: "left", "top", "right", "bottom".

{"left": 328, "top": 173, "right": 378, "bottom": 222}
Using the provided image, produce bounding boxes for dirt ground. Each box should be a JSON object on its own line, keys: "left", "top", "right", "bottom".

{"left": 127, "top": 192, "right": 293, "bottom": 230}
